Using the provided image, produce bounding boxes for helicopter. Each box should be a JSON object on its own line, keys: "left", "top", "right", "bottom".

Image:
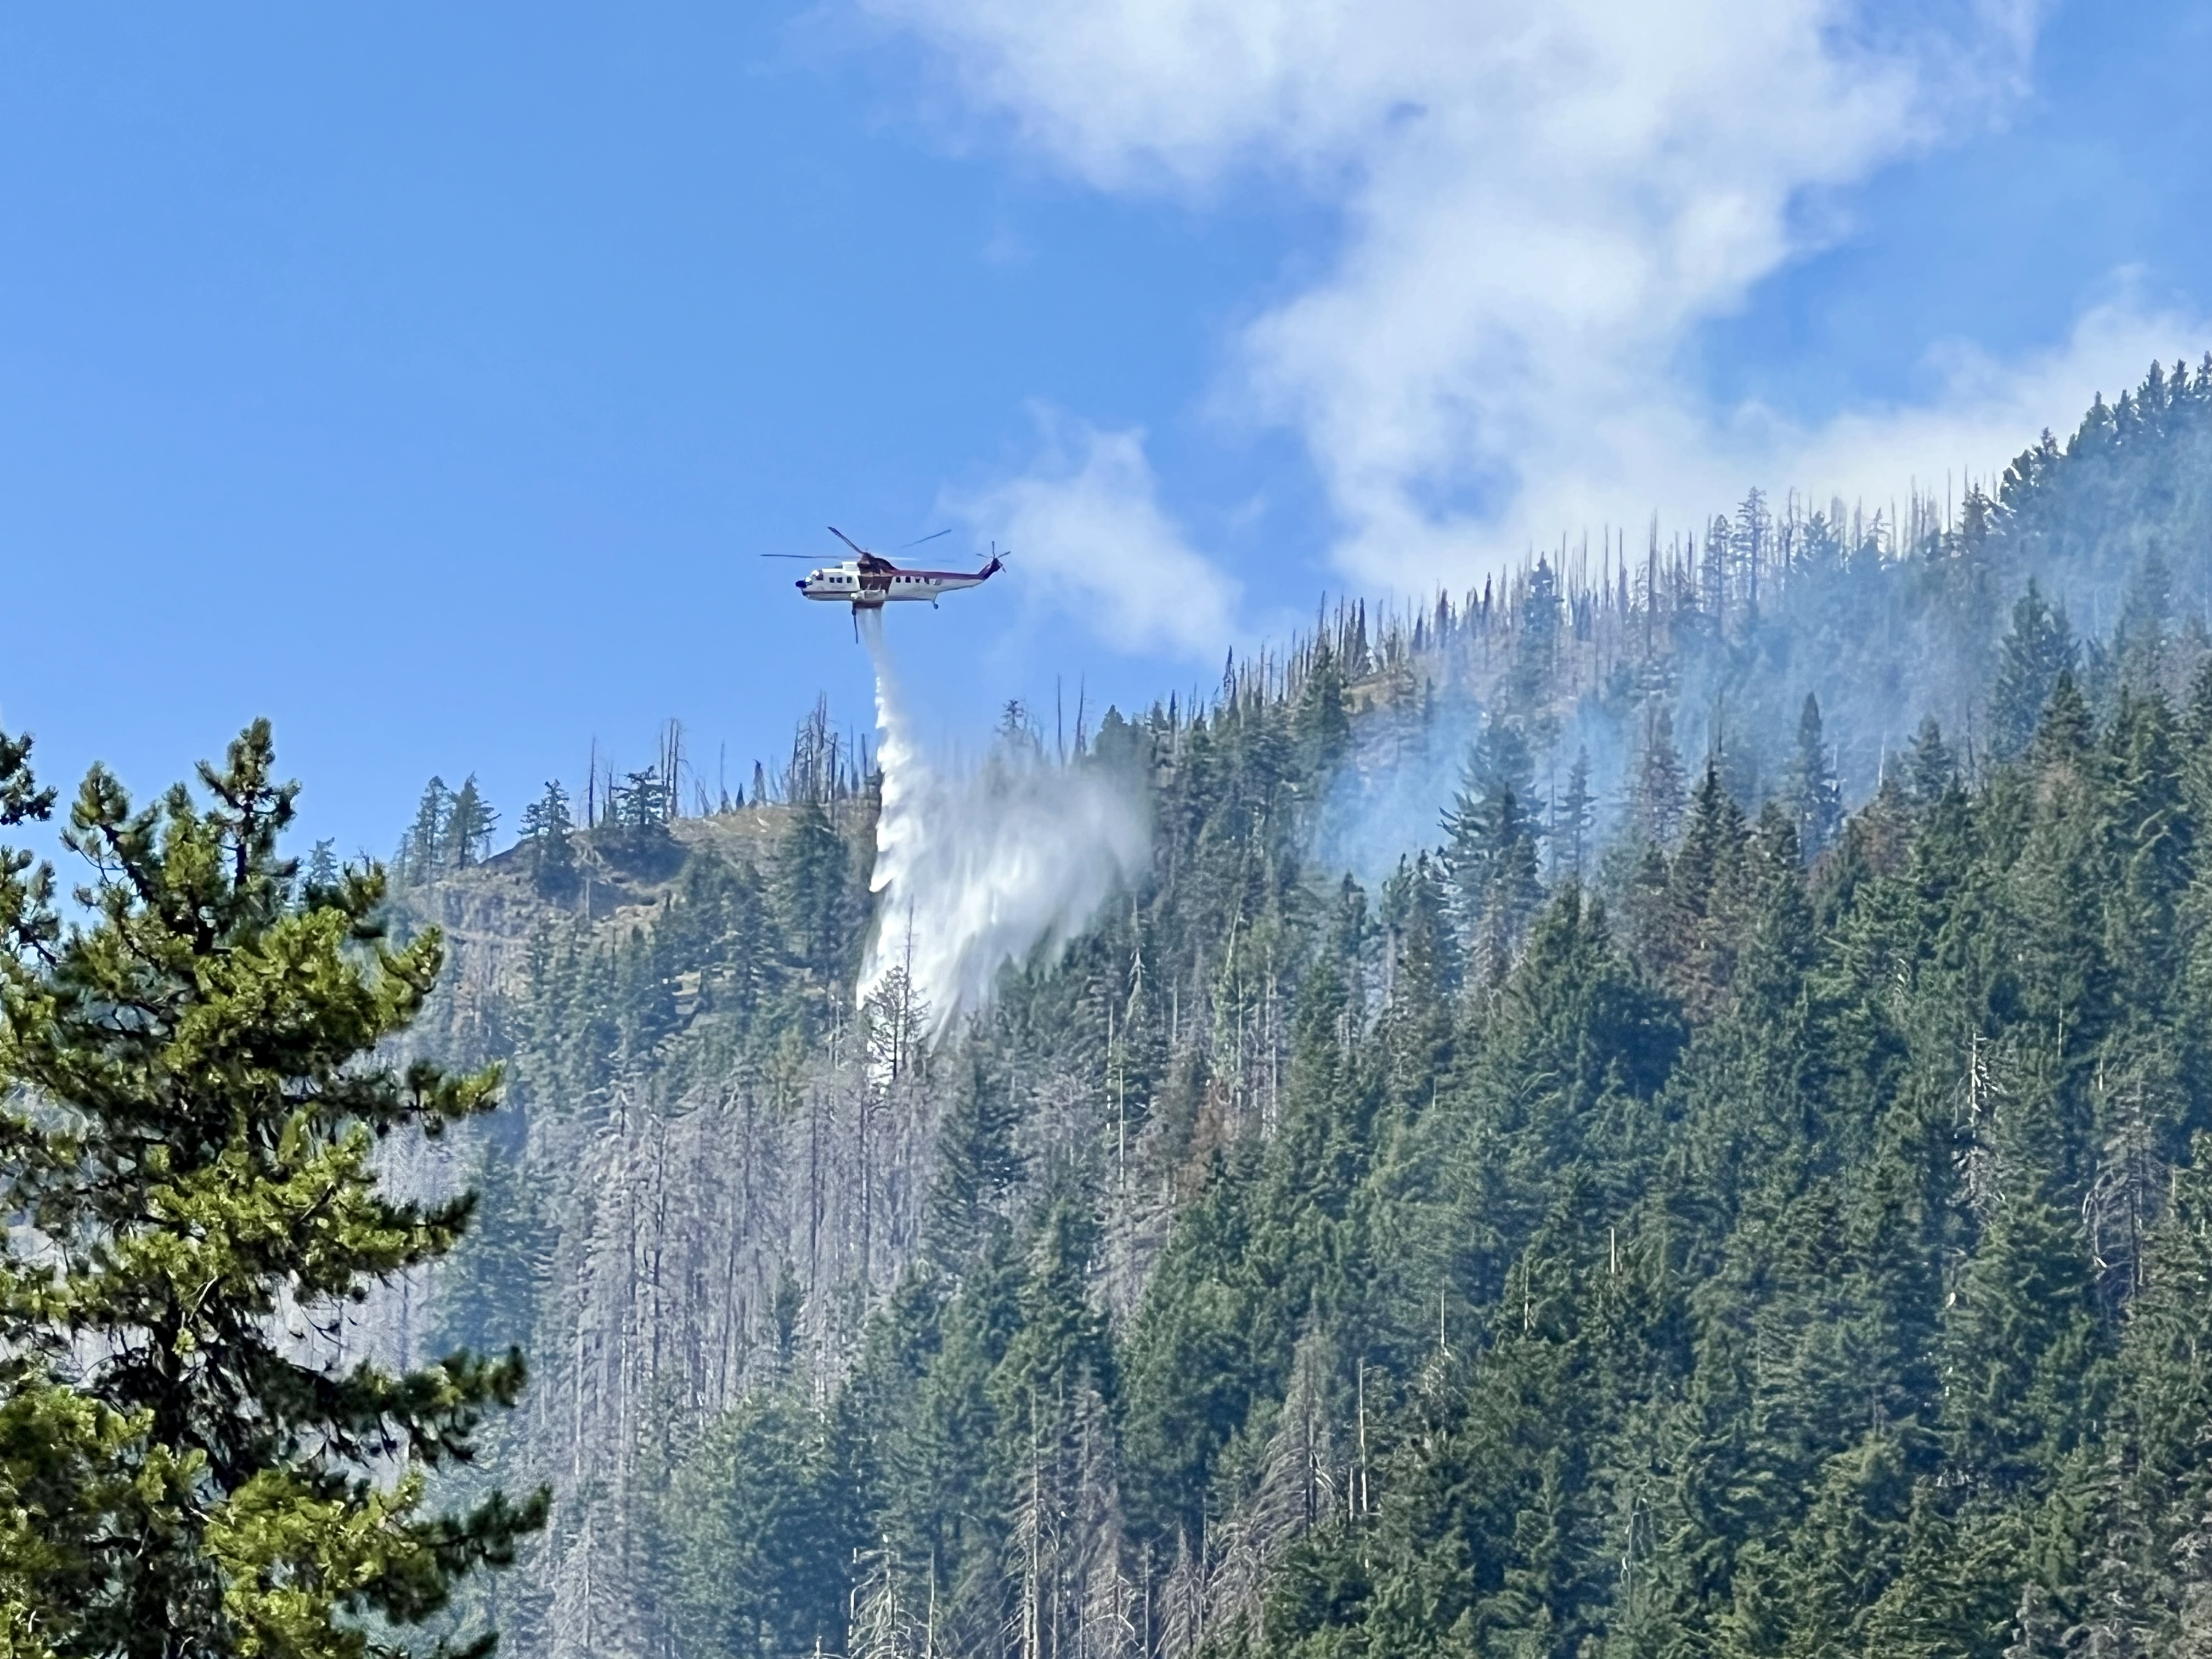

{"left": 765, "top": 528, "right": 1007, "bottom": 633}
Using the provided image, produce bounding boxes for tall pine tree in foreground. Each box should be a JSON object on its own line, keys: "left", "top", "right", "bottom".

{"left": 0, "top": 721, "right": 544, "bottom": 1659}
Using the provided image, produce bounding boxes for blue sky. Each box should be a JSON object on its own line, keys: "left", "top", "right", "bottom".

{"left": 1, "top": 1, "right": 2207, "bottom": 857}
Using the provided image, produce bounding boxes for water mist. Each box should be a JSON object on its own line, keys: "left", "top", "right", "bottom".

{"left": 857, "top": 610, "right": 1149, "bottom": 1040}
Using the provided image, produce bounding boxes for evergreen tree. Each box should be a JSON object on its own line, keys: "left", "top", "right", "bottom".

{"left": 926, "top": 1053, "right": 1023, "bottom": 1272}
{"left": 1787, "top": 692, "right": 1843, "bottom": 856}
{"left": 302, "top": 836, "right": 340, "bottom": 895}
{"left": 2115, "top": 548, "right": 2175, "bottom": 697}
{"left": 1990, "top": 581, "right": 2079, "bottom": 763}
{"left": 1549, "top": 746, "right": 1594, "bottom": 882}
{"left": 0, "top": 727, "right": 54, "bottom": 832}
{"left": 1655, "top": 764, "right": 1750, "bottom": 1017}
{"left": 0, "top": 722, "right": 544, "bottom": 1658}
{"left": 1735, "top": 485, "right": 1771, "bottom": 611}
{"left": 665, "top": 1387, "right": 860, "bottom": 1658}
{"left": 432, "top": 1133, "right": 555, "bottom": 1358}
{"left": 1701, "top": 512, "right": 1732, "bottom": 622}
{"left": 1904, "top": 715, "right": 1956, "bottom": 806}
{"left": 2073, "top": 1133, "right": 2212, "bottom": 1650}
{"left": 614, "top": 766, "right": 665, "bottom": 830}
{"left": 1443, "top": 721, "right": 1545, "bottom": 981}
{"left": 400, "top": 775, "right": 453, "bottom": 885}
{"left": 1291, "top": 640, "right": 1352, "bottom": 786}
{"left": 1940, "top": 1138, "right": 2104, "bottom": 1497}
{"left": 1511, "top": 558, "right": 1564, "bottom": 707}
{"left": 1465, "top": 793, "right": 1544, "bottom": 986}
{"left": 518, "top": 779, "right": 579, "bottom": 901}
{"left": 1118, "top": 1169, "right": 1263, "bottom": 1550}
{"left": 1466, "top": 717, "right": 1535, "bottom": 806}
{"left": 601, "top": 765, "right": 683, "bottom": 881}
{"left": 773, "top": 798, "right": 854, "bottom": 994}
{"left": 1628, "top": 703, "right": 1686, "bottom": 847}
{"left": 1377, "top": 859, "right": 1454, "bottom": 1103}
{"left": 445, "top": 774, "right": 498, "bottom": 868}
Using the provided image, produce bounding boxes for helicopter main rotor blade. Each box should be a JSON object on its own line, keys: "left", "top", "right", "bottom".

{"left": 827, "top": 526, "right": 871, "bottom": 558}
{"left": 896, "top": 528, "right": 953, "bottom": 550}
{"left": 760, "top": 554, "right": 819, "bottom": 560}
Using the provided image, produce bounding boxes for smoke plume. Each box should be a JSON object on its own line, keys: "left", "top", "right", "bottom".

{"left": 857, "top": 611, "right": 1149, "bottom": 1039}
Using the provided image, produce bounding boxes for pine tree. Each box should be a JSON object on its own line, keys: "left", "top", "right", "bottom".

{"left": 432, "top": 1133, "right": 555, "bottom": 1358}
{"left": 1941, "top": 1086, "right": 2106, "bottom": 1498}
{"left": 1511, "top": 558, "right": 1564, "bottom": 707}
{"left": 2116, "top": 548, "right": 2175, "bottom": 697}
{"left": 400, "top": 775, "right": 453, "bottom": 885}
{"left": 0, "top": 727, "right": 54, "bottom": 833}
{"left": 1443, "top": 723, "right": 1544, "bottom": 982}
{"left": 665, "top": 1386, "right": 859, "bottom": 1658}
{"left": 1119, "top": 1171, "right": 1263, "bottom": 1551}
{"left": 0, "top": 721, "right": 544, "bottom": 1658}
{"left": 1549, "top": 746, "right": 1595, "bottom": 882}
{"left": 1701, "top": 513, "right": 1732, "bottom": 623}
{"left": 927, "top": 1053, "right": 1023, "bottom": 1273}
{"left": 774, "top": 798, "right": 854, "bottom": 995}
{"left": 2072, "top": 1133, "right": 2212, "bottom": 1651}
{"left": 445, "top": 774, "right": 498, "bottom": 868}
{"left": 302, "top": 836, "right": 340, "bottom": 895}
{"left": 519, "top": 780, "right": 579, "bottom": 901}
{"left": 1735, "top": 486, "right": 1771, "bottom": 611}
{"left": 1377, "top": 860, "right": 1454, "bottom": 1104}
{"left": 1452, "top": 718, "right": 1534, "bottom": 811}
{"left": 614, "top": 766, "right": 665, "bottom": 830}
{"left": 602, "top": 765, "right": 683, "bottom": 881}
{"left": 1904, "top": 716, "right": 1956, "bottom": 806}
{"left": 1990, "top": 581, "right": 2079, "bottom": 763}
{"left": 1292, "top": 639, "right": 1352, "bottom": 786}
{"left": 1628, "top": 704, "right": 1686, "bottom": 847}
{"left": 1471, "top": 793, "right": 1545, "bottom": 985}
{"left": 1654, "top": 764, "right": 1750, "bottom": 1017}
{"left": 1787, "top": 692, "right": 1842, "bottom": 856}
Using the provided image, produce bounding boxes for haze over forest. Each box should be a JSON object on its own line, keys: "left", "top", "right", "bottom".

{"left": 339, "top": 365, "right": 2212, "bottom": 1656}
{"left": 16, "top": 351, "right": 2212, "bottom": 1659}
{"left": 14, "top": 6, "right": 2212, "bottom": 1658}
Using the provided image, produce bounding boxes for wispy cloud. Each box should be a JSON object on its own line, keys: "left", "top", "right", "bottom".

{"left": 945, "top": 410, "right": 1240, "bottom": 657}
{"left": 1767, "top": 286, "right": 2210, "bottom": 515}
{"left": 869, "top": 0, "right": 2148, "bottom": 613}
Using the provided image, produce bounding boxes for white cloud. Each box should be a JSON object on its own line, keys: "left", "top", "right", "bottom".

{"left": 946, "top": 411, "right": 1240, "bottom": 657}
{"left": 1449, "top": 284, "right": 2212, "bottom": 569}
{"left": 871, "top": 0, "right": 2118, "bottom": 602}
{"left": 1768, "top": 289, "right": 2210, "bottom": 514}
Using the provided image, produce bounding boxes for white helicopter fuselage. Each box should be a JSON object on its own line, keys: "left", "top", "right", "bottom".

{"left": 794, "top": 558, "right": 1000, "bottom": 607}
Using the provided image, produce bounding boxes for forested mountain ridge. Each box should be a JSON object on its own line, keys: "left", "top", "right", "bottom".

{"left": 385, "top": 360, "right": 2212, "bottom": 1658}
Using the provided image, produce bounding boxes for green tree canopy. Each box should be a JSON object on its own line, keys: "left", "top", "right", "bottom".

{"left": 0, "top": 722, "right": 544, "bottom": 1659}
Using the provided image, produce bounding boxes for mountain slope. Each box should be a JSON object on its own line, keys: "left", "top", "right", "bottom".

{"left": 390, "top": 359, "right": 2212, "bottom": 1658}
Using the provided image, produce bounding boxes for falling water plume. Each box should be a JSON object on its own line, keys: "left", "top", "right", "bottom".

{"left": 857, "top": 609, "right": 1149, "bottom": 1039}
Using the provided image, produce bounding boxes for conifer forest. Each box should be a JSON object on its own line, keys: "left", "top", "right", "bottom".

{"left": 20, "top": 362, "right": 2212, "bottom": 1659}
